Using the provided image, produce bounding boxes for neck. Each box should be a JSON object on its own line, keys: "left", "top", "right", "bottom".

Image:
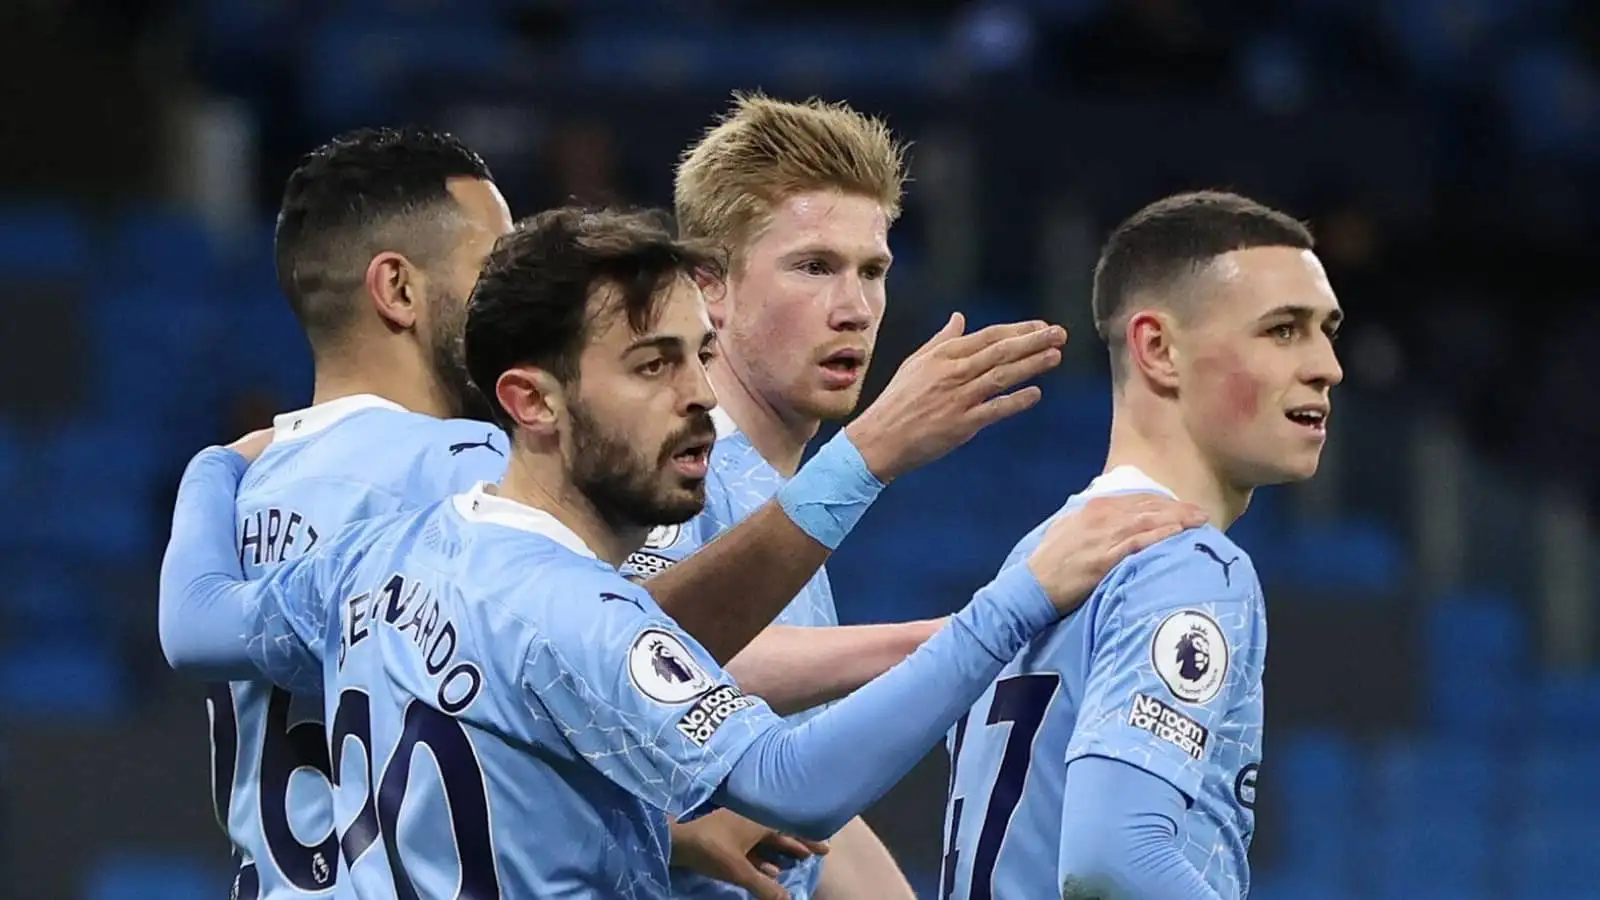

{"left": 494, "top": 450, "right": 643, "bottom": 569}
{"left": 1104, "top": 391, "right": 1251, "bottom": 531}
{"left": 310, "top": 341, "right": 452, "bottom": 419}
{"left": 707, "top": 357, "right": 818, "bottom": 477}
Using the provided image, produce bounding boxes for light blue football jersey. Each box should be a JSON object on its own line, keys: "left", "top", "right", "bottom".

{"left": 209, "top": 395, "right": 508, "bottom": 900}
{"left": 622, "top": 407, "right": 838, "bottom": 900}
{"left": 939, "top": 467, "right": 1265, "bottom": 900}
{"left": 243, "top": 484, "right": 784, "bottom": 898}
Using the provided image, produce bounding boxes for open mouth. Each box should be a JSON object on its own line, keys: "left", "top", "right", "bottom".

{"left": 669, "top": 436, "right": 714, "bottom": 478}
{"left": 1285, "top": 405, "right": 1329, "bottom": 433}
{"left": 819, "top": 348, "right": 866, "bottom": 382}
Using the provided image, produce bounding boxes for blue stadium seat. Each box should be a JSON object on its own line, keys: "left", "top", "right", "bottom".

{"left": 1, "top": 565, "right": 96, "bottom": 635}
{"left": 1274, "top": 730, "right": 1357, "bottom": 884}
{"left": 1533, "top": 671, "right": 1600, "bottom": 736}
{"left": 1423, "top": 590, "right": 1529, "bottom": 734}
{"left": 1369, "top": 737, "right": 1498, "bottom": 821}
{"left": 0, "top": 204, "right": 88, "bottom": 277}
{"left": 1247, "top": 872, "right": 1346, "bottom": 900}
{"left": 1512, "top": 741, "right": 1600, "bottom": 816}
{"left": 84, "top": 852, "right": 224, "bottom": 900}
{"left": 108, "top": 208, "right": 221, "bottom": 288}
{"left": 1508, "top": 817, "right": 1600, "bottom": 898}
{"left": 1256, "top": 517, "right": 1405, "bottom": 593}
{"left": 0, "top": 641, "right": 125, "bottom": 720}
{"left": 1365, "top": 814, "right": 1491, "bottom": 898}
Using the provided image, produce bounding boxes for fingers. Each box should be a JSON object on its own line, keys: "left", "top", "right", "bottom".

{"left": 959, "top": 324, "right": 1068, "bottom": 383}
{"left": 1111, "top": 522, "right": 1188, "bottom": 560}
{"left": 938, "top": 319, "right": 1052, "bottom": 360}
{"left": 967, "top": 386, "right": 1044, "bottom": 431}
{"left": 726, "top": 860, "right": 790, "bottom": 900}
{"left": 758, "top": 833, "right": 828, "bottom": 860}
{"left": 911, "top": 312, "right": 967, "bottom": 357}
{"left": 965, "top": 346, "right": 1063, "bottom": 405}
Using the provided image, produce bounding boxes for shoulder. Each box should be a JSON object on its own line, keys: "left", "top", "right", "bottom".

{"left": 473, "top": 532, "right": 653, "bottom": 622}
{"left": 400, "top": 418, "right": 510, "bottom": 495}
{"left": 1092, "top": 525, "right": 1255, "bottom": 705}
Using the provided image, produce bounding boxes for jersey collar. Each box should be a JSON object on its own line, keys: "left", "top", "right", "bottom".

{"left": 451, "top": 483, "right": 598, "bottom": 559}
{"left": 709, "top": 405, "right": 741, "bottom": 440}
{"left": 272, "top": 394, "right": 407, "bottom": 442}
{"left": 1082, "top": 465, "right": 1178, "bottom": 499}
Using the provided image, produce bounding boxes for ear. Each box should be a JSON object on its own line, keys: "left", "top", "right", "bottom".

{"left": 495, "top": 366, "right": 566, "bottom": 439}
{"left": 365, "top": 251, "right": 422, "bottom": 330}
{"left": 696, "top": 269, "right": 728, "bottom": 331}
{"left": 1125, "top": 309, "right": 1182, "bottom": 391}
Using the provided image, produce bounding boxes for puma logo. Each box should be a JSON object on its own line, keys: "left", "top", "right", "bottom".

{"left": 1194, "top": 542, "right": 1239, "bottom": 586}
{"left": 448, "top": 433, "right": 504, "bottom": 457}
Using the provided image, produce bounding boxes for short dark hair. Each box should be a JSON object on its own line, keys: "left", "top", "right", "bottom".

{"left": 1092, "top": 190, "right": 1314, "bottom": 379}
{"left": 464, "top": 206, "right": 723, "bottom": 431}
{"left": 273, "top": 126, "right": 494, "bottom": 349}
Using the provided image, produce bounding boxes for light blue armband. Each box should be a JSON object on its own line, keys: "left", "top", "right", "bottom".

{"left": 776, "top": 431, "right": 885, "bottom": 551}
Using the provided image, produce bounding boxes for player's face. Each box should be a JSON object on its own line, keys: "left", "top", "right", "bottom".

{"left": 566, "top": 277, "right": 719, "bottom": 531}
{"left": 713, "top": 190, "right": 891, "bottom": 423}
{"left": 1177, "top": 246, "right": 1344, "bottom": 487}
{"left": 424, "top": 176, "right": 514, "bottom": 420}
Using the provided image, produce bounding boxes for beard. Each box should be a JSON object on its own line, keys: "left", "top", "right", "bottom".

{"left": 567, "top": 395, "right": 714, "bottom": 532}
{"left": 427, "top": 286, "right": 497, "bottom": 422}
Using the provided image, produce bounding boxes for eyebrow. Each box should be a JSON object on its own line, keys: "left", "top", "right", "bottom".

{"left": 623, "top": 329, "right": 717, "bottom": 355}
{"left": 1260, "top": 304, "right": 1343, "bottom": 327}
{"left": 782, "top": 244, "right": 894, "bottom": 267}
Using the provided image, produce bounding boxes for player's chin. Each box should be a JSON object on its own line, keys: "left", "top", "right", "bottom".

{"left": 800, "top": 386, "right": 864, "bottom": 422}
{"left": 653, "top": 481, "right": 708, "bottom": 525}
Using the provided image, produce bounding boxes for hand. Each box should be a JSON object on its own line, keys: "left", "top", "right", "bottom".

{"left": 226, "top": 428, "right": 273, "bottom": 463}
{"left": 1026, "top": 494, "right": 1207, "bottom": 613}
{"left": 844, "top": 313, "right": 1066, "bottom": 483}
{"left": 670, "top": 809, "right": 830, "bottom": 900}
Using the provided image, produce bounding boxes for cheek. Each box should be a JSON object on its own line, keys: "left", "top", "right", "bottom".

{"left": 1193, "top": 352, "right": 1266, "bottom": 426}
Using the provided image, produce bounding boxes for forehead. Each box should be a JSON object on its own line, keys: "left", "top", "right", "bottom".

{"left": 586, "top": 276, "right": 713, "bottom": 350}
{"left": 1197, "top": 246, "right": 1340, "bottom": 322}
{"left": 749, "top": 189, "right": 889, "bottom": 257}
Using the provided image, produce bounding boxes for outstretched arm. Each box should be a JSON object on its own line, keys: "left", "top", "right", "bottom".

{"left": 648, "top": 317, "right": 1066, "bottom": 664}
{"left": 714, "top": 565, "right": 1055, "bottom": 840}
{"left": 158, "top": 447, "right": 254, "bottom": 678}
{"left": 645, "top": 431, "right": 882, "bottom": 664}
{"left": 726, "top": 621, "right": 944, "bottom": 716}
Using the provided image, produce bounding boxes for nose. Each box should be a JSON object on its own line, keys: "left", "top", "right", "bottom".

{"left": 1305, "top": 332, "right": 1344, "bottom": 389}
{"left": 683, "top": 354, "right": 718, "bottom": 415}
{"left": 828, "top": 274, "right": 875, "bottom": 333}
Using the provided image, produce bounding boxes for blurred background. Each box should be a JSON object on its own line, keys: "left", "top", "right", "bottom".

{"left": 1, "top": 0, "right": 1597, "bottom": 897}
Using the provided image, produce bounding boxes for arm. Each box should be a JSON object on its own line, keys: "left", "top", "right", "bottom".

{"left": 158, "top": 447, "right": 253, "bottom": 678}
{"left": 713, "top": 563, "right": 1055, "bottom": 840}
{"left": 727, "top": 621, "right": 944, "bottom": 716}
{"left": 158, "top": 446, "right": 328, "bottom": 692}
{"left": 1057, "top": 757, "right": 1222, "bottom": 900}
{"left": 813, "top": 816, "right": 915, "bottom": 900}
{"left": 645, "top": 430, "right": 883, "bottom": 664}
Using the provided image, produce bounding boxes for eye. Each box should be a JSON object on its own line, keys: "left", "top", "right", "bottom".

{"left": 861, "top": 264, "right": 887, "bottom": 281}
{"left": 698, "top": 346, "right": 717, "bottom": 366}
{"left": 1323, "top": 324, "right": 1342, "bottom": 342}
{"left": 637, "top": 358, "right": 667, "bottom": 377}
{"left": 798, "top": 258, "right": 832, "bottom": 276}
{"left": 1267, "top": 323, "right": 1296, "bottom": 342}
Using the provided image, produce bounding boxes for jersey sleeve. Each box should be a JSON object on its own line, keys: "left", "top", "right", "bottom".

{"left": 1063, "top": 534, "right": 1255, "bottom": 802}
{"left": 519, "top": 566, "right": 782, "bottom": 819}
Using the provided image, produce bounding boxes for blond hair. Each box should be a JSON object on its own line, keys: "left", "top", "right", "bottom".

{"left": 674, "top": 92, "right": 907, "bottom": 259}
